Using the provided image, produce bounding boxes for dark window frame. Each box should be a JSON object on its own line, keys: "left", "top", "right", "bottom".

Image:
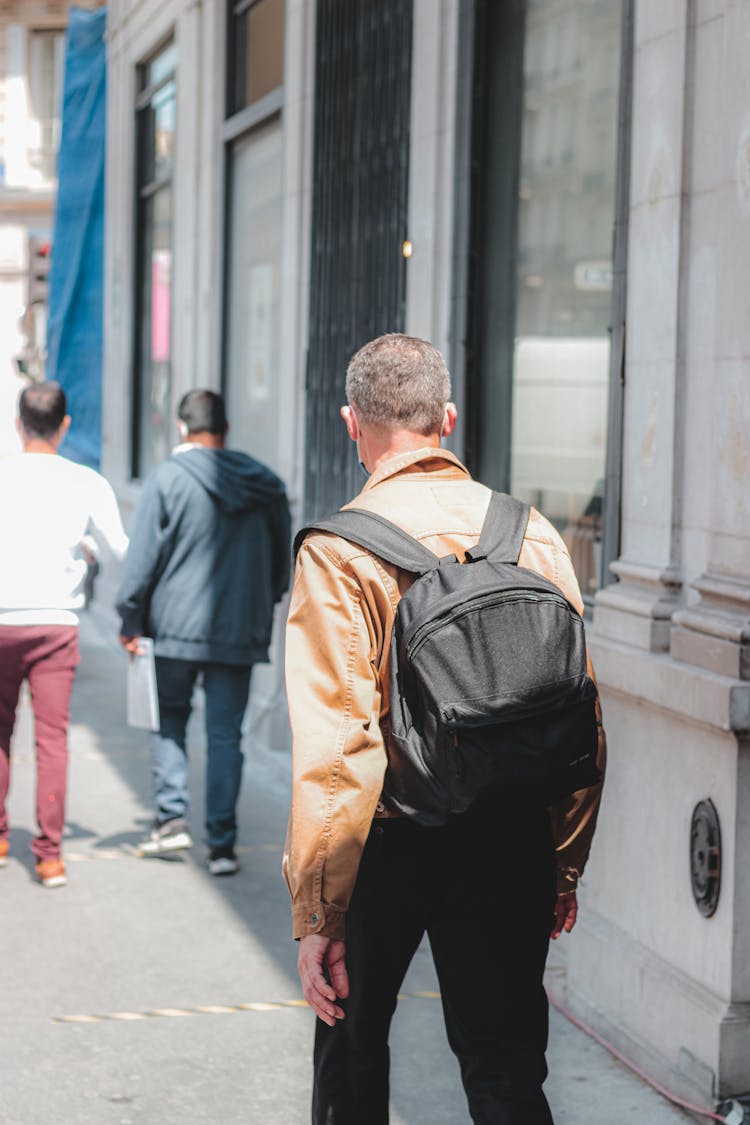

{"left": 599, "top": 0, "right": 634, "bottom": 594}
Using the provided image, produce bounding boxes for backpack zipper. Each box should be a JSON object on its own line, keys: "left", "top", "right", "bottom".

{"left": 406, "top": 590, "right": 579, "bottom": 660}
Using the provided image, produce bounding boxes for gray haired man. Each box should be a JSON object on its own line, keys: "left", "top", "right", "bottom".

{"left": 284, "top": 334, "right": 606, "bottom": 1123}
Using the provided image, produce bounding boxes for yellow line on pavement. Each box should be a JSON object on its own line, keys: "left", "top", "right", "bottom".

{"left": 52, "top": 992, "right": 441, "bottom": 1026}
{"left": 59, "top": 842, "right": 283, "bottom": 864}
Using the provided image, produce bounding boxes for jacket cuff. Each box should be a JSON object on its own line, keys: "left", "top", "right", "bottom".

{"left": 118, "top": 611, "right": 144, "bottom": 637}
{"left": 292, "top": 902, "right": 346, "bottom": 942}
{"left": 556, "top": 866, "right": 580, "bottom": 895}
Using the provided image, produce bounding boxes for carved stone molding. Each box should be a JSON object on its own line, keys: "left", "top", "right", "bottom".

{"left": 672, "top": 573, "right": 750, "bottom": 681}
{"left": 594, "top": 559, "right": 682, "bottom": 652}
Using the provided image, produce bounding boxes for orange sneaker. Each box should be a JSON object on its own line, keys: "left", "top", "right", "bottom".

{"left": 35, "top": 858, "right": 67, "bottom": 888}
{"left": 0, "top": 839, "right": 8, "bottom": 867}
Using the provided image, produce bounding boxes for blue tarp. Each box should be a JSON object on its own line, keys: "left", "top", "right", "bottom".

{"left": 47, "top": 7, "right": 106, "bottom": 469}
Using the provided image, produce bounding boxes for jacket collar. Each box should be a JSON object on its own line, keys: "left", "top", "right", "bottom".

{"left": 361, "top": 447, "right": 471, "bottom": 493}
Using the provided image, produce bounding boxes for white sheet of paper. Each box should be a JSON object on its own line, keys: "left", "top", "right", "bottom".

{"left": 126, "top": 637, "right": 160, "bottom": 731}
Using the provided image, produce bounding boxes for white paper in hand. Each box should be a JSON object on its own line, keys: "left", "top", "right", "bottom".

{"left": 126, "top": 637, "right": 160, "bottom": 731}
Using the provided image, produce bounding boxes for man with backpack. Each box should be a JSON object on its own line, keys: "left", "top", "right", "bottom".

{"left": 284, "top": 334, "right": 606, "bottom": 1124}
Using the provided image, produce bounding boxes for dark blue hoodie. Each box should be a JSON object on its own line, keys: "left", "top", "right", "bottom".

{"left": 116, "top": 447, "right": 291, "bottom": 665}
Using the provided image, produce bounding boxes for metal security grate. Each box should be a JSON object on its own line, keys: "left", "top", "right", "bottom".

{"left": 304, "top": 0, "right": 413, "bottom": 521}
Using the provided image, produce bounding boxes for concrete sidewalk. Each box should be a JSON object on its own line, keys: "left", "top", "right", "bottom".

{"left": 0, "top": 614, "right": 693, "bottom": 1125}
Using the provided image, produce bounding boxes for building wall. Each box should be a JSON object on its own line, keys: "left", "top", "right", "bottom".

{"left": 566, "top": 0, "right": 750, "bottom": 1106}
{"left": 102, "top": 0, "right": 318, "bottom": 747}
{"left": 100, "top": 0, "right": 750, "bottom": 1105}
{"left": 102, "top": 0, "right": 458, "bottom": 748}
{"left": 0, "top": 0, "right": 102, "bottom": 444}
{"left": 102, "top": 0, "right": 315, "bottom": 499}
{"left": 104, "top": 0, "right": 222, "bottom": 505}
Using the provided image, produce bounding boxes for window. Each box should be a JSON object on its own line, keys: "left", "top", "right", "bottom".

{"left": 132, "top": 41, "right": 177, "bottom": 479}
{"left": 227, "top": 0, "right": 285, "bottom": 117}
{"left": 225, "top": 121, "right": 283, "bottom": 469}
{"left": 223, "top": 0, "right": 285, "bottom": 471}
{"left": 28, "top": 29, "right": 65, "bottom": 182}
{"left": 510, "top": 0, "right": 621, "bottom": 596}
{"left": 465, "top": 0, "right": 624, "bottom": 597}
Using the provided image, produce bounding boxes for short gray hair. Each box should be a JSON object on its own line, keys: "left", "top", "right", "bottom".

{"left": 345, "top": 334, "right": 451, "bottom": 435}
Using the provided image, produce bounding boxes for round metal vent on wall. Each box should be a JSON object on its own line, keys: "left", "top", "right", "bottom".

{"left": 690, "top": 799, "right": 721, "bottom": 918}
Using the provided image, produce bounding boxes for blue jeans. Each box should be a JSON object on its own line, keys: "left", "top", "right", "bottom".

{"left": 151, "top": 657, "right": 252, "bottom": 849}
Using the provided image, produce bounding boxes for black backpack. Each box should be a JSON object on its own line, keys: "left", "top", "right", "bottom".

{"left": 294, "top": 491, "right": 600, "bottom": 826}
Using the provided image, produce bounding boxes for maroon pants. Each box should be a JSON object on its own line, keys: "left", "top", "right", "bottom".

{"left": 0, "top": 625, "right": 79, "bottom": 861}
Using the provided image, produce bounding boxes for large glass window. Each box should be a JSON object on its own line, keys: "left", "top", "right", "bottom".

{"left": 225, "top": 121, "right": 283, "bottom": 469}
{"left": 132, "top": 41, "right": 176, "bottom": 478}
{"left": 223, "top": 0, "right": 284, "bottom": 471}
{"left": 467, "top": 0, "right": 623, "bottom": 596}
{"left": 510, "top": 0, "right": 620, "bottom": 595}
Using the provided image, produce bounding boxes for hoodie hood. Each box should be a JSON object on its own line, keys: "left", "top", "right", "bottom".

{"left": 169, "top": 447, "right": 286, "bottom": 515}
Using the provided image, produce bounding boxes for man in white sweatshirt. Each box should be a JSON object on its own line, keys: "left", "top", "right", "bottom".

{"left": 0, "top": 382, "right": 128, "bottom": 887}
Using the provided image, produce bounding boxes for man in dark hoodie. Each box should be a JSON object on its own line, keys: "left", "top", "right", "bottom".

{"left": 116, "top": 390, "right": 291, "bottom": 875}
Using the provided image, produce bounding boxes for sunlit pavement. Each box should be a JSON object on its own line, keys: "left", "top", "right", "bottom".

{"left": 0, "top": 612, "right": 691, "bottom": 1125}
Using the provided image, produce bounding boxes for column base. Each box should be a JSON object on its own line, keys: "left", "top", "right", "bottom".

{"left": 672, "top": 572, "right": 750, "bottom": 681}
{"left": 595, "top": 560, "right": 682, "bottom": 652}
{"left": 557, "top": 909, "right": 750, "bottom": 1107}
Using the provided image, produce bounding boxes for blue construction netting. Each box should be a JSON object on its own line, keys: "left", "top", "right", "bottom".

{"left": 47, "top": 6, "right": 106, "bottom": 469}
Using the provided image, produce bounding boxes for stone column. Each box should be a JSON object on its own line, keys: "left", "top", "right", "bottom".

{"left": 563, "top": 0, "right": 750, "bottom": 1108}
{"left": 670, "top": 0, "right": 750, "bottom": 687}
{"left": 593, "top": 1, "right": 690, "bottom": 652}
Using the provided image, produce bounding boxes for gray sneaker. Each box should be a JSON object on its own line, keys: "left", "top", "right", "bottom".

{"left": 138, "top": 818, "right": 193, "bottom": 857}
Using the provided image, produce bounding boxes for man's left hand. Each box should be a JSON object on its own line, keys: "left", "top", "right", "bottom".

{"left": 119, "top": 635, "right": 143, "bottom": 657}
{"left": 551, "top": 890, "right": 578, "bottom": 939}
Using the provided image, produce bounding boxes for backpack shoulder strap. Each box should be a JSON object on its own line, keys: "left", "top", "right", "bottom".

{"left": 467, "top": 491, "right": 531, "bottom": 565}
{"left": 294, "top": 508, "right": 439, "bottom": 576}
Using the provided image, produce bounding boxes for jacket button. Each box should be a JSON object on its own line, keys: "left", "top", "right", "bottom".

{"left": 310, "top": 913, "right": 319, "bottom": 925}
{"left": 376, "top": 801, "right": 385, "bottom": 814}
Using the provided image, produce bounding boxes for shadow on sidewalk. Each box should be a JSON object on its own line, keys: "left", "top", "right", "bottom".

{"left": 69, "top": 624, "right": 300, "bottom": 980}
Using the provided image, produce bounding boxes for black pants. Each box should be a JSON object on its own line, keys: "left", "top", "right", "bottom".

{"left": 312, "top": 803, "right": 557, "bottom": 1124}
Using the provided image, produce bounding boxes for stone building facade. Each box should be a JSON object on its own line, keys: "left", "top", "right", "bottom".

{"left": 574, "top": 1, "right": 750, "bottom": 1109}
{"left": 101, "top": 0, "right": 750, "bottom": 1111}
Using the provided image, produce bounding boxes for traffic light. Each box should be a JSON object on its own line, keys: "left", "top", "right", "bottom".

{"left": 28, "top": 236, "right": 52, "bottom": 306}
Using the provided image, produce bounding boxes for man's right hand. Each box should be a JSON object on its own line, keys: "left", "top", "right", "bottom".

{"left": 119, "top": 635, "right": 143, "bottom": 656}
{"left": 298, "top": 934, "right": 349, "bottom": 1026}
{"left": 550, "top": 890, "right": 578, "bottom": 939}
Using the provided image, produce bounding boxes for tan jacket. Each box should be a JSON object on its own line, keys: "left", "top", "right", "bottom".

{"left": 283, "top": 449, "right": 606, "bottom": 940}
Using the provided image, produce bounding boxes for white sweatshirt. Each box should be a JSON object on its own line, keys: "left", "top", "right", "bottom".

{"left": 0, "top": 452, "right": 129, "bottom": 626}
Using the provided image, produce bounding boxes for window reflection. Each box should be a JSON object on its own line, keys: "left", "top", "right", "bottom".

{"left": 225, "top": 120, "right": 282, "bottom": 471}
{"left": 142, "top": 42, "right": 177, "bottom": 92}
{"left": 133, "top": 42, "right": 176, "bottom": 478}
{"left": 510, "top": 0, "right": 621, "bottom": 594}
